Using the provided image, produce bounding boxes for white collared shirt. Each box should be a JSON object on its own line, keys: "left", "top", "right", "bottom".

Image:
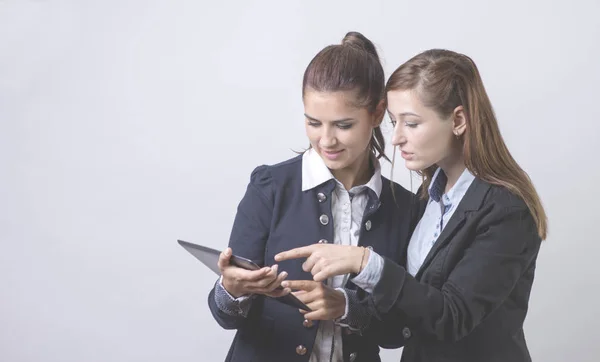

{"left": 302, "top": 149, "right": 381, "bottom": 362}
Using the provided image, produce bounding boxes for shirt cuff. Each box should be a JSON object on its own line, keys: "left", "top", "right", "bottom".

{"left": 214, "top": 276, "right": 254, "bottom": 317}
{"left": 334, "top": 288, "right": 371, "bottom": 333}
{"left": 335, "top": 287, "right": 350, "bottom": 320}
{"left": 350, "top": 249, "right": 384, "bottom": 294}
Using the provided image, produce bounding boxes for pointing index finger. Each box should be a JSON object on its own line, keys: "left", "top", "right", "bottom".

{"left": 274, "top": 245, "right": 315, "bottom": 262}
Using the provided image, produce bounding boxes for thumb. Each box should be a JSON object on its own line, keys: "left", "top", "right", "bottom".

{"left": 218, "top": 248, "right": 232, "bottom": 270}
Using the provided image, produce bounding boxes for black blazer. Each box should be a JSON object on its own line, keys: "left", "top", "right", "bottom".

{"left": 207, "top": 155, "right": 417, "bottom": 362}
{"left": 370, "top": 177, "right": 542, "bottom": 362}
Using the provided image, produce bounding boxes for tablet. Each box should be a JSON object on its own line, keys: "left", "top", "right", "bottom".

{"left": 177, "top": 239, "right": 311, "bottom": 311}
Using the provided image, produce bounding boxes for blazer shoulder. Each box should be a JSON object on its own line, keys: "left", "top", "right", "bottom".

{"left": 247, "top": 154, "right": 303, "bottom": 192}
{"left": 482, "top": 182, "right": 529, "bottom": 211}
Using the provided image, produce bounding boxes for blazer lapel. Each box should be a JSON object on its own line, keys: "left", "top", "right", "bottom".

{"left": 415, "top": 178, "right": 491, "bottom": 280}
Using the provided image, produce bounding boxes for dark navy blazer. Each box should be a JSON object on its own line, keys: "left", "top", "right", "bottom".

{"left": 370, "top": 178, "right": 542, "bottom": 362}
{"left": 207, "top": 155, "right": 417, "bottom": 362}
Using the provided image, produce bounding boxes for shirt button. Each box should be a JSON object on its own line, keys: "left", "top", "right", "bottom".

{"left": 343, "top": 227, "right": 348, "bottom": 232}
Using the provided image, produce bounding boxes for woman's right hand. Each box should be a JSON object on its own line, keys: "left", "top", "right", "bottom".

{"left": 218, "top": 248, "right": 290, "bottom": 298}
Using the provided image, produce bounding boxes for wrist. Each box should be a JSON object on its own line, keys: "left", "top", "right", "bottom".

{"left": 222, "top": 277, "right": 243, "bottom": 298}
{"left": 354, "top": 247, "right": 369, "bottom": 274}
{"left": 334, "top": 289, "right": 346, "bottom": 320}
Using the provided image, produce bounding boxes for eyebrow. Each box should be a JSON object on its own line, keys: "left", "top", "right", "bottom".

{"left": 397, "top": 112, "right": 421, "bottom": 118}
{"left": 388, "top": 110, "right": 421, "bottom": 118}
{"left": 304, "top": 113, "right": 355, "bottom": 123}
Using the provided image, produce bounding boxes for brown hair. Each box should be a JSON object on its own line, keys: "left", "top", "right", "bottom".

{"left": 386, "top": 49, "right": 548, "bottom": 239}
{"left": 303, "top": 31, "right": 388, "bottom": 161}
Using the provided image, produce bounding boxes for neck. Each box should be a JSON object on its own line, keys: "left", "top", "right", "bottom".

{"left": 438, "top": 152, "right": 466, "bottom": 193}
{"left": 332, "top": 151, "right": 373, "bottom": 191}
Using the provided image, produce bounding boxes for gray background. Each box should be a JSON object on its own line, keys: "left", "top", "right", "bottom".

{"left": 1, "top": 0, "right": 599, "bottom": 361}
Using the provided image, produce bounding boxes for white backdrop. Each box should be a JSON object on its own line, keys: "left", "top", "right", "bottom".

{"left": 2, "top": 1, "right": 599, "bottom": 361}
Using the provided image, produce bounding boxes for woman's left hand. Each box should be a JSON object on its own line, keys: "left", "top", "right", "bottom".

{"left": 275, "top": 244, "right": 369, "bottom": 282}
{"left": 281, "top": 280, "right": 346, "bottom": 321}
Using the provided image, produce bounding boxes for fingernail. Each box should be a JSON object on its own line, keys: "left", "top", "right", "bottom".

{"left": 280, "top": 272, "right": 288, "bottom": 278}
{"left": 281, "top": 281, "right": 289, "bottom": 288}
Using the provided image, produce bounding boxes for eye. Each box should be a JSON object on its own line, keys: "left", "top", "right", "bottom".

{"left": 307, "top": 121, "right": 321, "bottom": 127}
{"left": 390, "top": 119, "right": 397, "bottom": 127}
{"left": 337, "top": 123, "right": 352, "bottom": 130}
{"left": 404, "top": 121, "right": 418, "bottom": 128}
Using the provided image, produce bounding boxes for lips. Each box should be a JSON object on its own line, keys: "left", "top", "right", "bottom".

{"left": 321, "top": 149, "right": 344, "bottom": 161}
{"left": 400, "top": 150, "right": 414, "bottom": 160}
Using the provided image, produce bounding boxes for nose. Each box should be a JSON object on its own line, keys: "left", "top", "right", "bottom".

{"left": 319, "top": 126, "right": 338, "bottom": 148}
{"left": 391, "top": 122, "right": 406, "bottom": 147}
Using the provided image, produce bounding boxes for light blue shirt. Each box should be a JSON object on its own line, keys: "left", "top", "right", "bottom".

{"left": 406, "top": 167, "right": 475, "bottom": 276}
{"left": 353, "top": 167, "right": 475, "bottom": 292}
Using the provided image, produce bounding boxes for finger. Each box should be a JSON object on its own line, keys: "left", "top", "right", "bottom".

{"left": 281, "top": 280, "right": 317, "bottom": 292}
{"left": 217, "top": 248, "right": 232, "bottom": 270}
{"left": 263, "top": 269, "right": 288, "bottom": 292}
{"left": 302, "top": 253, "right": 319, "bottom": 273}
{"left": 230, "top": 266, "right": 271, "bottom": 282}
{"left": 274, "top": 245, "right": 316, "bottom": 262}
{"left": 253, "top": 265, "right": 279, "bottom": 288}
{"left": 292, "top": 290, "right": 311, "bottom": 304}
{"left": 264, "top": 287, "right": 291, "bottom": 298}
{"left": 303, "top": 310, "right": 325, "bottom": 321}
{"left": 302, "top": 301, "right": 326, "bottom": 320}
{"left": 313, "top": 266, "right": 336, "bottom": 283}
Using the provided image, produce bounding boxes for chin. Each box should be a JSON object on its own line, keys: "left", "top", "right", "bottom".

{"left": 404, "top": 160, "right": 426, "bottom": 172}
{"left": 323, "top": 158, "right": 348, "bottom": 170}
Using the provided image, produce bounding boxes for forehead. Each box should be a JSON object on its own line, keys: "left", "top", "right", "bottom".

{"left": 386, "top": 89, "right": 424, "bottom": 115}
{"left": 303, "top": 90, "right": 367, "bottom": 119}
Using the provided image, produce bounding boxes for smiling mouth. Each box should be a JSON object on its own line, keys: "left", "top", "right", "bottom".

{"left": 321, "top": 149, "right": 345, "bottom": 160}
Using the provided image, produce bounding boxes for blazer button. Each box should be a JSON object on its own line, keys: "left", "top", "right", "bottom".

{"left": 402, "top": 326, "right": 412, "bottom": 339}
{"left": 303, "top": 319, "right": 314, "bottom": 328}
{"left": 318, "top": 239, "right": 328, "bottom": 244}
{"left": 365, "top": 220, "right": 372, "bottom": 231}
{"left": 349, "top": 352, "right": 358, "bottom": 362}
{"left": 296, "top": 345, "right": 307, "bottom": 355}
{"left": 319, "top": 214, "right": 329, "bottom": 225}
{"left": 317, "top": 192, "right": 327, "bottom": 203}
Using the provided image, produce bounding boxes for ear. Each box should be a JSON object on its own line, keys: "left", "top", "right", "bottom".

{"left": 372, "top": 99, "right": 386, "bottom": 128}
{"left": 452, "top": 105, "right": 467, "bottom": 136}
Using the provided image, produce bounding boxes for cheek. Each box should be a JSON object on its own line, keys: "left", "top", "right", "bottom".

{"left": 305, "top": 126, "right": 319, "bottom": 144}
{"left": 344, "top": 127, "right": 372, "bottom": 149}
{"left": 412, "top": 128, "right": 450, "bottom": 158}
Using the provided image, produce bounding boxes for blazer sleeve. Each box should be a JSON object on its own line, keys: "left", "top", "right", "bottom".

{"left": 371, "top": 205, "right": 542, "bottom": 342}
{"left": 207, "top": 165, "right": 275, "bottom": 330}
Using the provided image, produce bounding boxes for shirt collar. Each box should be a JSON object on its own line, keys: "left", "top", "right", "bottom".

{"left": 428, "top": 167, "right": 475, "bottom": 204}
{"left": 301, "top": 148, "right": 382, "bottom": 197}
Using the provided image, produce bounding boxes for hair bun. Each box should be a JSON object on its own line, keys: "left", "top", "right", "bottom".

{"left": 341, "top": 31, "right": 379, "bottom": 60}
